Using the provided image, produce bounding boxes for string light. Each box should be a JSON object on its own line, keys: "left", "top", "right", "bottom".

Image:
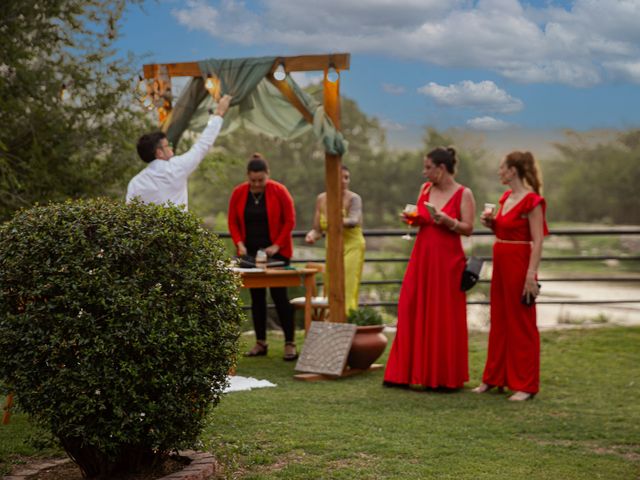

{"left": 205, "top": 73, "right": 215, "bottom": 90}
{"left": 326, "top": 64, "right": 339, "bottom": 83}
{"left": 158, "top": 93, "right": 172, "bottom": 122}
{"left": 204, "top": 72, "right": 221, "bottom": 100}
{"left": 273, "top": 62, "right": 287, "bottom": 81}
{"left": 137, "top": 74, "right": 173, "bottom": 119}
{"left": 136, "top": 75, "right": 147, "bottom": 95}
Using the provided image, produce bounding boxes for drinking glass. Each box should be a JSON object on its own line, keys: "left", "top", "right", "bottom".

{"left": 402, "top": 204, "right": 418, "bottom": 240}
{"left": 256, "top": 249, "right": 267, "bottom": 269}
{"left": 482, "top": 203, "right": 496, "bottom": 229}
{"left": 483, "top": 203, "right": 496, "bottom": 216}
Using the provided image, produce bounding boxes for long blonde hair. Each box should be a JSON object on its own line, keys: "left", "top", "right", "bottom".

{"left": 505, "top": 151, "right": 543, "bottom": 194}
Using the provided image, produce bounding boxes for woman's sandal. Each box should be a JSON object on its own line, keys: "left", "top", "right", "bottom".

{"left": 283, "top": 342, "right": 298, "bottom": 361}
{"left": 472, "top": 383, "right": 505, "bottom": 394}
{"left": 244, "top": 342, "right": 268, "bottom": 357}
{"left": 508, "top": 391, "right": 535, "bottom": 401}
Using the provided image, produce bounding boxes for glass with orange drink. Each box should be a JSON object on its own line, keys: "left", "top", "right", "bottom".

{"left": 402, "top": 204, "right": 418, "bottom": 240}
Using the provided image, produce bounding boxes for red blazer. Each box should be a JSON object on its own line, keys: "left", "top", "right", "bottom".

{"left": 228, "top": 180, "right": 296, "bottom": 259}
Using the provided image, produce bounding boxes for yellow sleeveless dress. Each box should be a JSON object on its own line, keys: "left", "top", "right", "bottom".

{"left": 320, "top": 212, "right": 366, "bottom": 314}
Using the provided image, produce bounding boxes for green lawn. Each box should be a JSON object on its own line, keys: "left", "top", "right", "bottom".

{"left": 2, "top": 327, "right": 639, "bottom": 479}
{"left": 0, "top": 405, "right": 59, "bottom": 474}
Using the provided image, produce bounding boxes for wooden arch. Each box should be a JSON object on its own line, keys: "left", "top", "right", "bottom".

{"left": 142, "top": 53, "right": 351, "bottom": 324}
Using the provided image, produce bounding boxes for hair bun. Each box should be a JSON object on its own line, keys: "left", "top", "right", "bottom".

{"left": 446, "top": 147, "right": 458, "bottom": 165}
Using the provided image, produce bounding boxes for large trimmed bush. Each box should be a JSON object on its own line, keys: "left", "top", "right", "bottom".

{"left": 0, "top": 199, "right": 243, "bottom": 478}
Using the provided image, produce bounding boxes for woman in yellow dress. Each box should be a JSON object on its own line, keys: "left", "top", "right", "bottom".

{"left": 305, "top": 166, "right": 366, "bottom": 314}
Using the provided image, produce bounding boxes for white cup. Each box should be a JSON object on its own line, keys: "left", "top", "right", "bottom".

{"left": 256, "top": 249, "right": 267, "bottom": 268}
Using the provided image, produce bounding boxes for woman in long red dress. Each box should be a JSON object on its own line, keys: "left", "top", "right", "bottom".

{"left": 473, "top": 151, "right": 548, "bottom": 401}
{"left": 384, "top": 147, "right": 476, "bottom": 389}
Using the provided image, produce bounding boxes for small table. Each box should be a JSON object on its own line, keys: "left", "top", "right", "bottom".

{"left": 237, "top": 268, "right": 318, "bottom": 333}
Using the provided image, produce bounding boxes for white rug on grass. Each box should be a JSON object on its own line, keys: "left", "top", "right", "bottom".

{"left": 224, "top": 375, "right": 277, "bottom": 393}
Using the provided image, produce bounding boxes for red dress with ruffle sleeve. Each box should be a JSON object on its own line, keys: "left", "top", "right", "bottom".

{"left": 481, "top": 190, "right": 548, "bottom": 394}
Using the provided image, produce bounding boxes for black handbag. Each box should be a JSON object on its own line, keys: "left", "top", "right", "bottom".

{"left": 461, "top": 256, "right": 484, "bottom": 291}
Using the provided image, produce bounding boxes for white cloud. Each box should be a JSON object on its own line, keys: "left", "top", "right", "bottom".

{"left": 172, "top": 1, "right": 219, "bottom": 35}
{"left": 172, "top": 0, "right": 262, "bottom": 45}
{"left": 498, "top": 61, "right": 601, "bottom": 87}
{"left": 418, "top": 80, "right": 523, "bottom": 113}
{"left": 171, "top": 0, "right": 640, "bottom": 87}
{"left": 467, "top": 116, "right": 512, "bottom": 131}
{"left": 382, "top": 83, "right": 406, "bottom": 95}
{"left": 378, "top": 117, "right": 407, "bottom": 131}
{"left": 259, "top": 0, "right": 463, "bottom": 33}
{"left": 604, "top": 61, "right": 640, "bottom": 84}
{"left": 290, "top": 72, "right": 323, "bottom": 88}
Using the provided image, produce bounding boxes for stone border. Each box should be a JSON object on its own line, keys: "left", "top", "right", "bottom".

{"left": 4, "top": 450, "right": 218, "bottom": 480}
{"left": 4, "top": 458, "right": 70, "bottom": 480}
{"left": 162, "top": 450, "right": 218, "bottom": 480}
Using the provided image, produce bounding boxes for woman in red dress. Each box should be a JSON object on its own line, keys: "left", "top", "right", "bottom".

{"left": 384, "top": 147, "right": 476, "bottom": 389}
{"left": 473, "top": 151, "right": 548, "bottom": 401}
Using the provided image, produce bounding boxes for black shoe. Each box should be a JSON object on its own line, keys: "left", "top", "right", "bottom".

{"left": 244, "top": 342, "right": 268, "bottom": 357}
{"left": 283, "top": 342, "right": 298, "bottom": 361}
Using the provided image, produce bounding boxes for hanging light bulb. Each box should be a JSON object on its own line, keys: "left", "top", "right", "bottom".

{"left": 204, "top": 73, "right": 221, "bottom": 100}
{"left": 60, "top": 83, "right": 71, "bottom": 102}
{"left": 136, "top": 75, "right": 147, "bottom": 95}
{"left": 327, "top": 65, "right": 339, "bottom": 83}
{"left": 205, "top": 73, "right": 215, "bottom": 90}
{"left": 273, "top": 62, "right": 287, "bottom": 81}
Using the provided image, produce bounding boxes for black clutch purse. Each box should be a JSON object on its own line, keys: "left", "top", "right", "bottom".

{"left": 521, "top": 283, "right": 542, "bottom": 306}
{"left": 460, "top": 256, "right": 484, "bottom": 291}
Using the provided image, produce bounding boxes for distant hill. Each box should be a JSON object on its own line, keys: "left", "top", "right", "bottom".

{"left": 385, "top": 124, "right": 620, "bottom": 160}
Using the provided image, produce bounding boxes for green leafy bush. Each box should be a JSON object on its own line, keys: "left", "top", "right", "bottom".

{"left": 347, "top": 307, "right": 384, "bottom": 326}
{"left": 0, "top": 199, "right": 243, "bottom": 478}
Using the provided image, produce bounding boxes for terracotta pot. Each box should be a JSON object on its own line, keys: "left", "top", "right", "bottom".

{"left": 347, "top": 325, "right": 388, "bottom": 370}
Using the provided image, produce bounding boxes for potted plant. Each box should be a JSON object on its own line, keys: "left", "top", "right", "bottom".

{"left": 346, "top": 307, "right": 388, "bottom": 370}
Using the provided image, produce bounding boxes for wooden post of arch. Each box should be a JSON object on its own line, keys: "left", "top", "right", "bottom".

{"left": 322, "top": 69, "right": 346, "bottom": 324}
{"left": 142, "top": 53, "right": 350, "bottom": 324}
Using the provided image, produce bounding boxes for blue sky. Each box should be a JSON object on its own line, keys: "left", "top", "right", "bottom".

{"left": 117, "top": 0, "right": 640, "bottom": 150}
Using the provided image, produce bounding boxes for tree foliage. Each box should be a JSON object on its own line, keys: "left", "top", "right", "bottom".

{"left": 0, "top": 0, "right": 146, "bottom": 220}
{"left": 187, "top": 91, "right": 489, "bottom": 230}
{"left": 185, "top": 94, "right": 370, "bottom": 238}
{"left": 543, "top": 130, "right": 640, "bottom": 224}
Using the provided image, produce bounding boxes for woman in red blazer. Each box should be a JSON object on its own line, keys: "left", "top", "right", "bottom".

{"left": 228, "top": 154, "right": 297, "bottom": 360}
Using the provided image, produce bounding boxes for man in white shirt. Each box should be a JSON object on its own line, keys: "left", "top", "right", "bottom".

{"left": 126, "top": 94, "right": 232, "bottom": 210}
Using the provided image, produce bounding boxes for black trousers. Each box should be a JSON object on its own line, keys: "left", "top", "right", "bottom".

{"left": 248, "top": 253, "right": 295, "bottom": 343}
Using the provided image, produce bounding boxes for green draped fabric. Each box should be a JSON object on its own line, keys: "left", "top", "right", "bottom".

{"left": 162, "top": 56, "right": 347, "bottom": 156}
